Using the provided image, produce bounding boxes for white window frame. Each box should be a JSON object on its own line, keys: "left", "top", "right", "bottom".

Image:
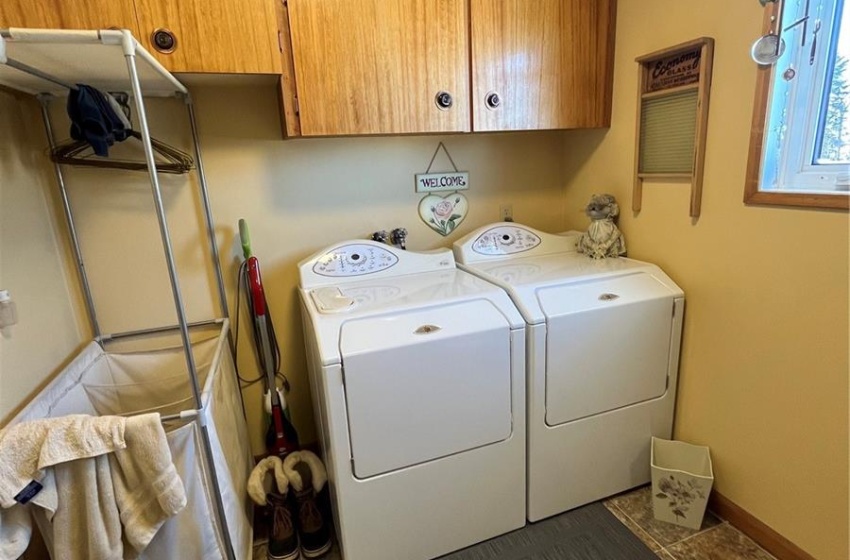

{"left": 746, "top": 0, "right": 850, "bottom": 209}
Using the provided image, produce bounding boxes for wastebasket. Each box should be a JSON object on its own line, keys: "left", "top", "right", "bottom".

{"left": 650, "top": 437, "right": 714, "bottom": 530}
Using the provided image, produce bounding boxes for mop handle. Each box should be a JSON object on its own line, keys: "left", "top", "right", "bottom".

{"left": 246, "top": 257, "right": 266, "bottom": 316}
{"left": 247, "top": 257, "right": 280, "bottom": 410}
{"left": 239, "top": 218, "right": 252, "bottom": 259}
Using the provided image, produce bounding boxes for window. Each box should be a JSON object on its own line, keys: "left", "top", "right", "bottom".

{"left": 745, "top": 0, "right": 849, "bottom": 209}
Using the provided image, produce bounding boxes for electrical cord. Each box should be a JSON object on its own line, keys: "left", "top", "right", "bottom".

{"left": 234, "top": 260, "right": 262, "bottom": 386}
{"left": 234, "top": 260, "right": 290, "bottom": 393}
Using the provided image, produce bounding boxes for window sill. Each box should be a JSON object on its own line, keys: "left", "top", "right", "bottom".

{"left": 743, "top": 187, "right": 850, "bottom": 210}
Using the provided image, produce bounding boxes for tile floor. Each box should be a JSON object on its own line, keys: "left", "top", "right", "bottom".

{"left": 603, "top": 486, "right": 777, "bottom": 560}
{"left": 253, "top": 485, "right": 778, "bottom": 560}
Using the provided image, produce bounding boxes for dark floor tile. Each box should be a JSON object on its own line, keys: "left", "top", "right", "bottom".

{"left": 605, "top": 486, "right": 721, "bottom": 547}
{"left": 255, "top": 486, "right": 757, "bottom": 560}
{"left": 665, "top": 523, "right": 776, "bottom": 560}
{"left": 440, "top": 503, "right": 657, "bottom": 560}
{"left": 603, "top": 501, "right": 664, "bottom": 552}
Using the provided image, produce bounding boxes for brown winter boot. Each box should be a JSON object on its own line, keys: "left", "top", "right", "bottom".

{"left": 247, "top": 456, "right": 301, "bottom": 560}
{"left": 283, "top": 451, "right": 331, "bottom": 558}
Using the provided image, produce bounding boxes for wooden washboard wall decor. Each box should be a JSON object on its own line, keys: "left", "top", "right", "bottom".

{"left": 634, "top": 37, "right": 714, "bottom": 218}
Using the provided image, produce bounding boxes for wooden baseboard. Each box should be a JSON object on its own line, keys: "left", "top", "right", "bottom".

{"left": 708, "top": 492, "right": 816, "bottom": 560}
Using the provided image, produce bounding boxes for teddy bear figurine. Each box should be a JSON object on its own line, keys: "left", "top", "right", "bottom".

{"left": 577, "top": 194, "right": 626, "bottom": 259}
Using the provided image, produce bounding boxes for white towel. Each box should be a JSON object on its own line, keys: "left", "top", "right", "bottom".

{"left": 0, "top": 414, "right": 126, "bottom": 509}
{"left": 50, "top": 455, "right": 123, "bottom": 560}
{"left": 109, "top": 413, "right": 187, "bottom": 554}
{"left": 0, "top": 415, "right": 125, "bottom": 559}
{"left": 0, "top": 413, "right": 185, "bottom": 559}
{"left": 0, "top": 505, "right": 32, "bottom": 560}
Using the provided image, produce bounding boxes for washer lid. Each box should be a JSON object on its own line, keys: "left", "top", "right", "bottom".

{"left": 540, "top": 273, "right": 676, "bottom": 425}
{"left": 300, "top": 268, "right": 525, "bottom": 367}
{"left": 453, "top": 223, "right": 683, "bottom": 324}
{"left": 340, "top": 300, "right": 513, "bottom": 478}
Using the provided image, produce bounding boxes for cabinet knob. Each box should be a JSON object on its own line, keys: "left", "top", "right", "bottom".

{"left": 435, "top": 91, "right": 454, "bottom": 110}
{"left": 151, "top": 28, "right": 177, "bottom": 54}
{"left": 485, "top": 92, "right": 501, "bottom": 109}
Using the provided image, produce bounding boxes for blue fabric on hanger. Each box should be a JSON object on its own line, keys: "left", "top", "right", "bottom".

{"left": 66, "top": 85, "right": 130, "bottom": 157}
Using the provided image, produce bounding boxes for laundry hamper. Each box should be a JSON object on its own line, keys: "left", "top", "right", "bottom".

{"left": 7, "top": 322, "right": 254, "bottom": 559}
{"left": 650, "top": 437, "right": 714, "bottom": 530}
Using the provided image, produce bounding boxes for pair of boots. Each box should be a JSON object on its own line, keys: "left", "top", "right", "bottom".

{"left": 249, "top": 451, "right": 332, "bottom": 560}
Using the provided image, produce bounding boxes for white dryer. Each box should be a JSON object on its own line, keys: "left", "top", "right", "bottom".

{"left": 298, "top": 241, "right": 526, "bottom": 560}
{"left": 454, "top": 223, "right": 684, "bottom": 522}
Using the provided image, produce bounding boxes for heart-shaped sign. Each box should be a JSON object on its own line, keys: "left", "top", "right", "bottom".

{"left": 418, "top": 192, "right": 468, "bottom": 237}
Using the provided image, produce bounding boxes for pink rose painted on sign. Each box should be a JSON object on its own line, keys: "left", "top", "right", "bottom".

{"left": 432, "top": 200, "right": 455, "bottom": 219}
{"left": 419, "top": 193, "right": 468, "bottom": 237}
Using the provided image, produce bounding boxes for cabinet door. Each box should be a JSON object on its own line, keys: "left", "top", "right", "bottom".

{"left": 135, "top": 0, "right": 281, "bottom": 73}
{"left": 470, "top": 0, "right": 616, "bottom": 131}
{"left": 287, "top": 0, "right": 469, "bottom": 136}
{"left": 0, "top": 0, "right": 139, "bottom": 36}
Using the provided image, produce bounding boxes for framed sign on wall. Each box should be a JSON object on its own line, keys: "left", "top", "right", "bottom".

{"left": 634, "top": 37, "right": 715, "bottom": 218}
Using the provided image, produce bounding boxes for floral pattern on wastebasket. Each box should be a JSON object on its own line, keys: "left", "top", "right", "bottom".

{"left": 655, "top": 475, "right": 707, "bottom": 522}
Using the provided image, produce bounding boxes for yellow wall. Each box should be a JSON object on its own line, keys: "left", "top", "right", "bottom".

{"left": 0, "top": 92, "right": 84, "bottom": 422}
{"left": 3, "top": 4, "right": 846, "bottom": 556}
{"left": 561, "top": 1, "right": 849, "bottom": 559}
{"left": 24, "top": 83, "right": 568, "bottom": 452}
{"left": 198, "top": 87, "right": 568, "bottom": 450}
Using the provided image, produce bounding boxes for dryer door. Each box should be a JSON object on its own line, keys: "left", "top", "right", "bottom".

{"left": 539, "top": 273, "right": 675, "bottom": 426}
{"left": 340, "top": 300, "right": 513, "bottom": 478}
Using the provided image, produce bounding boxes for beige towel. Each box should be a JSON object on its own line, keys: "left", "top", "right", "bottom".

{"left": 0, "top": 413, "right": 185, "bottom": 559}
{"left": 50, "top": 455, "right": 123, "bottom": 560}
{"left": 0, "top": 505, "right": 32, "bottom": 560}
{"left": 0, "top": 415, "right": 126, "bottom": 509}
{"left": 109, "top": 413, "right": 187, "bottom": 554}
{"left": 0, "top": 415, "right": 126, "bottom": 559}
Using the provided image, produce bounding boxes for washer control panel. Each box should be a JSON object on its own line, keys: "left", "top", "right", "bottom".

{"left": 312, "top": 244, "right": 399, "bottom": 277}
{"left": 472, "top": 226, "right": 542, "bottom": 256}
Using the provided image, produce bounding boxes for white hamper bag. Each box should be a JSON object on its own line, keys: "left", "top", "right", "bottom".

{"left": 11, "top": 323, "right": 254, "bottom": 560}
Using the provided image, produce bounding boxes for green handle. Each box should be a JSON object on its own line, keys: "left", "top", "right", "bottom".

{"left": 238, "top": 218, "right": 252, "bottom": 259}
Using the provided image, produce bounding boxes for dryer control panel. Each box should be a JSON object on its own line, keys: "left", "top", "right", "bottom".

{"left": 471, "top": 226, "right": 542, "bottom": 256}
{"left": 312, "top": 244, "right": 399, "bottom": 277}
{"left": 454, "top": 222, "right": 580, "bottom": 264}
{"left": 299, "top": 240, "right": 455, "bottom": 289}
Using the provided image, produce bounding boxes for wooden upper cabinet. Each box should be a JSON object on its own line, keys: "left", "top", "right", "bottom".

{"left": 470, "top": 0, "right": 616, "bottom": 131}
{"left": 134, "top": 0, "right": 281, "bottom": 73}
{"left": 0, "top": 0, "right": 140, "bottom": 36}
{"left": 286, "top": 0, "right": 470, "bottom": 136}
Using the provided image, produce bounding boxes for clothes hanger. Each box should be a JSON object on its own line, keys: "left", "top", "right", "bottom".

{"left": 50, "top": 91, "right": 195, "bottom": 174}
{"left": 51, "top": 131, "right": 194, "bottom": 174}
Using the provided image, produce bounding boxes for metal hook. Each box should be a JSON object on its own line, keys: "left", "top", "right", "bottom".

{"left": 784, "top": 16, "right": 810, "bottom": 32}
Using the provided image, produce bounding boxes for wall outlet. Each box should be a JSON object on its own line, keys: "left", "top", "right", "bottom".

{"left": 499, "top": 204, "right": 514, "bottom": 222}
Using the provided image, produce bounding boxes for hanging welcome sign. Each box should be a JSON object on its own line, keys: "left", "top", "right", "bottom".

{"left": 417, "top": 142, "right": 469, "bottom": 236}
{"left": 415, "top": 171, "right": 469, "bottom": 193}
{"left": 415, "top": 142, "right": 469, "bottom": 193}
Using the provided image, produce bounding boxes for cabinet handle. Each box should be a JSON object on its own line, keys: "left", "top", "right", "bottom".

{"left": 151, "top": 28, "right": 177, "bottom": 54}
{"left": 435, "top": 91, "right": 453, "bottom": 110}
{"left": 485, "top": 92, "right": 501, "bottom": 109}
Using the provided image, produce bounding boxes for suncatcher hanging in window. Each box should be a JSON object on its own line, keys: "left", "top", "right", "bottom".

{"left": 746, "top": 0, "right": 849, "bottom": 209}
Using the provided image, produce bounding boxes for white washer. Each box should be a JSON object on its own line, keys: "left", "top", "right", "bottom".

{"left": 454, "top": 223, "right": 685, "bottom": 522}
{"left": 298, "top": 241, "right": 526, "bottom": 560}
